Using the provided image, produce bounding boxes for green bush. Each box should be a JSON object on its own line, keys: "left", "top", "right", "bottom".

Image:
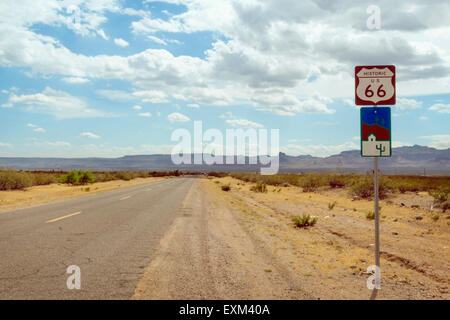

{"left": 292, "top": 214, "right": 318, "bottom": 228}
{"left": 397, "top": 183, "right": 420, "bottom": 193}
{"left": 366, "top": 211, "right": 375, "bottom": 220}
{"left": 208, "top": 171, "right": 228, "bottom": 178}
{"left": 429, "top": 187, "right": 449, "bottom": 203}
{"left": 94, "top": 172, "right": 116, "bottom": 182}
{"left": 59, "top": 170, "right": 80, "bottom": 185}
{"left": 229, "top": 172, "right": 450, "bottom": 195}
{"left": 79, "top": 170, "right": 95, "bottom": 185}
{"left": 59, "top": 170, "right": 95, "bottom": 185}
{"left": 114, "top": 171, "right": 132, "bottom": 181}
{"left": 328, "top": 175, "right": 346, "bottom": 188}
{"left": 350, "top": 177, "right": 390, "bottom": 199}
{"left": 301, "top": 175, "right": 321, "bottom": 192}
{"left": 0, "top": 169, "right": 33, "bottom": 190}
{"left": 32, "top": 172, "right": 57, "bottom": 186}
{"left": 250, "top": 182, "right": 267, "bottom": 193}
{"left": 328, "top": 201, "right": 337, "bottom": 210}
{"left": 221, "top": 184, "right": 231, "bottom": 191}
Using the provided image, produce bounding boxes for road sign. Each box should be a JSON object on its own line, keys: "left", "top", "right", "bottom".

{"left": 355, "top": 65, "right": 395, "bottom": 105}
{"left": 361, "top": 107, "right": 391, "bottom": 157}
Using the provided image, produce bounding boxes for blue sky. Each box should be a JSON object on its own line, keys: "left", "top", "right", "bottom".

{"left": 0, "top": 0, "right": 449, "bottom": 158}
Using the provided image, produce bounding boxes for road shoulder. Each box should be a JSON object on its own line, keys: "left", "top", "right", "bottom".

{"left": 0, "top": 177, "right": 168, "bottom": 213}
{"left": 132, "top": 178, "right": 310, "bottom": 299}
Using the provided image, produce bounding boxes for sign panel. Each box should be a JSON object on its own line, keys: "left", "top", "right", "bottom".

{"left": 355, "top": 65, "right": 395, "bottom": 105}
{"left": 361, "top": 107, "right": 391, "bottom": 157}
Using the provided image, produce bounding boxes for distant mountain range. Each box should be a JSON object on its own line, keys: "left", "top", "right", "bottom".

{"left": 0, "top": 145, "right": 449, "bottom": 174}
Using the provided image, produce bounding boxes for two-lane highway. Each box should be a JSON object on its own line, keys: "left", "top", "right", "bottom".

{"left": 0, "top": 177, "right": 195, "bottom": 299}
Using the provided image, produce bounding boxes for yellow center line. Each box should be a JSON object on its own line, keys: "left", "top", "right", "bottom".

{"left": 46, "top": 211, "right": 82, "bottom": 224}
{"left": 120, "top": 196, "right": 131, "bottom": 200}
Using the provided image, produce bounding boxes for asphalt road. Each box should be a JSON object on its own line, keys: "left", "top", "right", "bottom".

{"left": 0, "top": 177, "right": 195, "bottom": 299}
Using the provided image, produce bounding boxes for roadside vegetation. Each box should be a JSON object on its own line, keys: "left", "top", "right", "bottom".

{"left": 292, "top": 214, "right": 318, "bottom": 228}
{"left": 229, "top": 172, "right": 450, "bottom": 199}
{"left": 429, "top": 187, "right": 450, "bottom": 212}
{"left": 250, "top": 182, "right": 268, "bottom": 193}
{"left": 0, "top": 168, "right": 192, "bottom": 190}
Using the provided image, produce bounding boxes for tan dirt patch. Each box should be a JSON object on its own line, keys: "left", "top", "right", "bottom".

{"left": 202, "top": 177, "right": 449, "bottom": 299}
{"left": 0, "top": 177, "right": 168, "bottom": 213}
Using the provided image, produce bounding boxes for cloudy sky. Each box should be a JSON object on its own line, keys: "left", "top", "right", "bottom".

{"left": 0, "top": 0, "right": 449, "bottom": 158}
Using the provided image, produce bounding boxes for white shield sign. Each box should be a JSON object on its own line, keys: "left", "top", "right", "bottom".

{"left": 355, "top": 66, "right": 395, "bottom": 105}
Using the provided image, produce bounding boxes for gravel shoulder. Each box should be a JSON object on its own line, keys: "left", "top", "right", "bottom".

{"left": 132, "top": 178, "right": 311, "bottom": 299}
{"left": 133, "top": 177, "right": 449, "bottom": 300}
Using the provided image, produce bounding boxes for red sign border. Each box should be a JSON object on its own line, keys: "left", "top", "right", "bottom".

{"left": 355, "top": 65, "right": 396, "bottom": 106}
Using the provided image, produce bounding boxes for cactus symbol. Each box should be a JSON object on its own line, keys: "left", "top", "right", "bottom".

{"left": 376, "top": 143, "right": 385, "bottom": 156}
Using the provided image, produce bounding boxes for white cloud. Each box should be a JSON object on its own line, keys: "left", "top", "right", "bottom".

{"left": 226, "top": 119, "right": 263, "bottom": 128}
{"left": 0, "top": 141, "right": 12, "bottom": 148}
{"left": 397, "top": 98, "right": 422, "bottom": 110}
{"left": 0, "top": 0, "right": 121, "bottom": 38}
{"left": 252, "top": 92, "right": 335, "bottom": 115}
{"left": 133, "top": 105, "right": 143, "bottom": 110}
{"left": 96, "top": 90, "right": 134, "bottom": 101}
{"left": 132, "top": 90, "right": 168, "bottom": 103}
{"left": 97, "top": 29, "right": 109, "bottom": 40}
{"left": 138, "top": 112, "right": 152, "bottom": 117}
{"left": 168, "top": 112, "right": 190, "bottom": 123}
{"left": 27, "top": 123, "right": 47, "bottom": 132}
{"left": 147, "top": 35, "right": 167, "bottom": 45}
{"left": 343, "top": 99, "right": 357, "bottom": 108}
{"left": 34, "top": 141, "right": 71, "bottom": 148}
{"left": 97, "top": 89, "right": 168, "bottom": 103}
{"left": 173, "top": 87, "right": 232, "bottom": 106}
{"left": 419, "top": 116, "right": 428, "bottom": 120}
{"left": 220, "top": 111, "right": 234, "bottom": 118}
{"left": 8, "top": 87, "right": 107, "bottom": 119}
{"left": 187, "top": 103, "right": 199, "bottom": 108}
{"left": 419, "top": 134, "right": 450, "bottom": 149}
{"left": 80, "top": 132, "right": 101, "bottom": 139}
{"left": 167, "top": 39, "right": 182, "bottom": 45}
{"left": 281, "top": 141, "right": 359, "bottom": 157}
{"left": 62, "top": 77, "right": 90, "bottom": 84}
{"left": 429, "top": 103, "right": 450, "bottom": 114}
{"left": 114, "top": 38, "right": 129, "bottom": 47}
{"left": 1, "top": 0, "right": 450, "bottom": 122}
{"left": 392, "top": 141, "right": 413, "bottom": 148}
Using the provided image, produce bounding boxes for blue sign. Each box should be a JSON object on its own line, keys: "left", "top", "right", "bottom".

{"left": 361, "top": 107, "right": 391, "bottom": 157}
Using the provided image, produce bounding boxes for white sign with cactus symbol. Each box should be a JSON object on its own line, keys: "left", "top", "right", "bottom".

{"left": 361, "top": 107, "right": 391, "bottom": 157}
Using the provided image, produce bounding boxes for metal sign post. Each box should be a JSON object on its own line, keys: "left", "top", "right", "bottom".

{"left": 374, "top": 156, "right": 380, "bottom": 279}
{"left": 356, "top": 65, "right": 396, "bottom": 296}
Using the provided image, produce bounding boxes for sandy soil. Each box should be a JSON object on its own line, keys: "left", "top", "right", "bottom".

{"left": 134, "top": 177, "right": 449, "bottom": 300}
{"left": 0, "top": 176, "right": 167, "bottom": 213}
{"left": 210, "top": 177, "right": 449, "bottom": 299}
{"left": 133, "top": 178, "right": 312, "bottom": 299}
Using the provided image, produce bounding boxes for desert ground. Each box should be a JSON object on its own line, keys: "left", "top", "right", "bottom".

{"left": 0, "top": 175, "right": 448, "bottom": 299}
{"left": 133, "top": 176, "right": 449, "bottom": 300}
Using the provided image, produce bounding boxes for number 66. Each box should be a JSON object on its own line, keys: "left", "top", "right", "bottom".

{"left": 365, "top": 85, "right": 386, "bottom": 98}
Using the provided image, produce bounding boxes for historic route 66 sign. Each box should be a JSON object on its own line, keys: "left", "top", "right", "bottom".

{"left": 355, "top": 65, "right": 395, "bottom": 105}
{"left": 361, "top": 107, "right": 391, "bottom": 157}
